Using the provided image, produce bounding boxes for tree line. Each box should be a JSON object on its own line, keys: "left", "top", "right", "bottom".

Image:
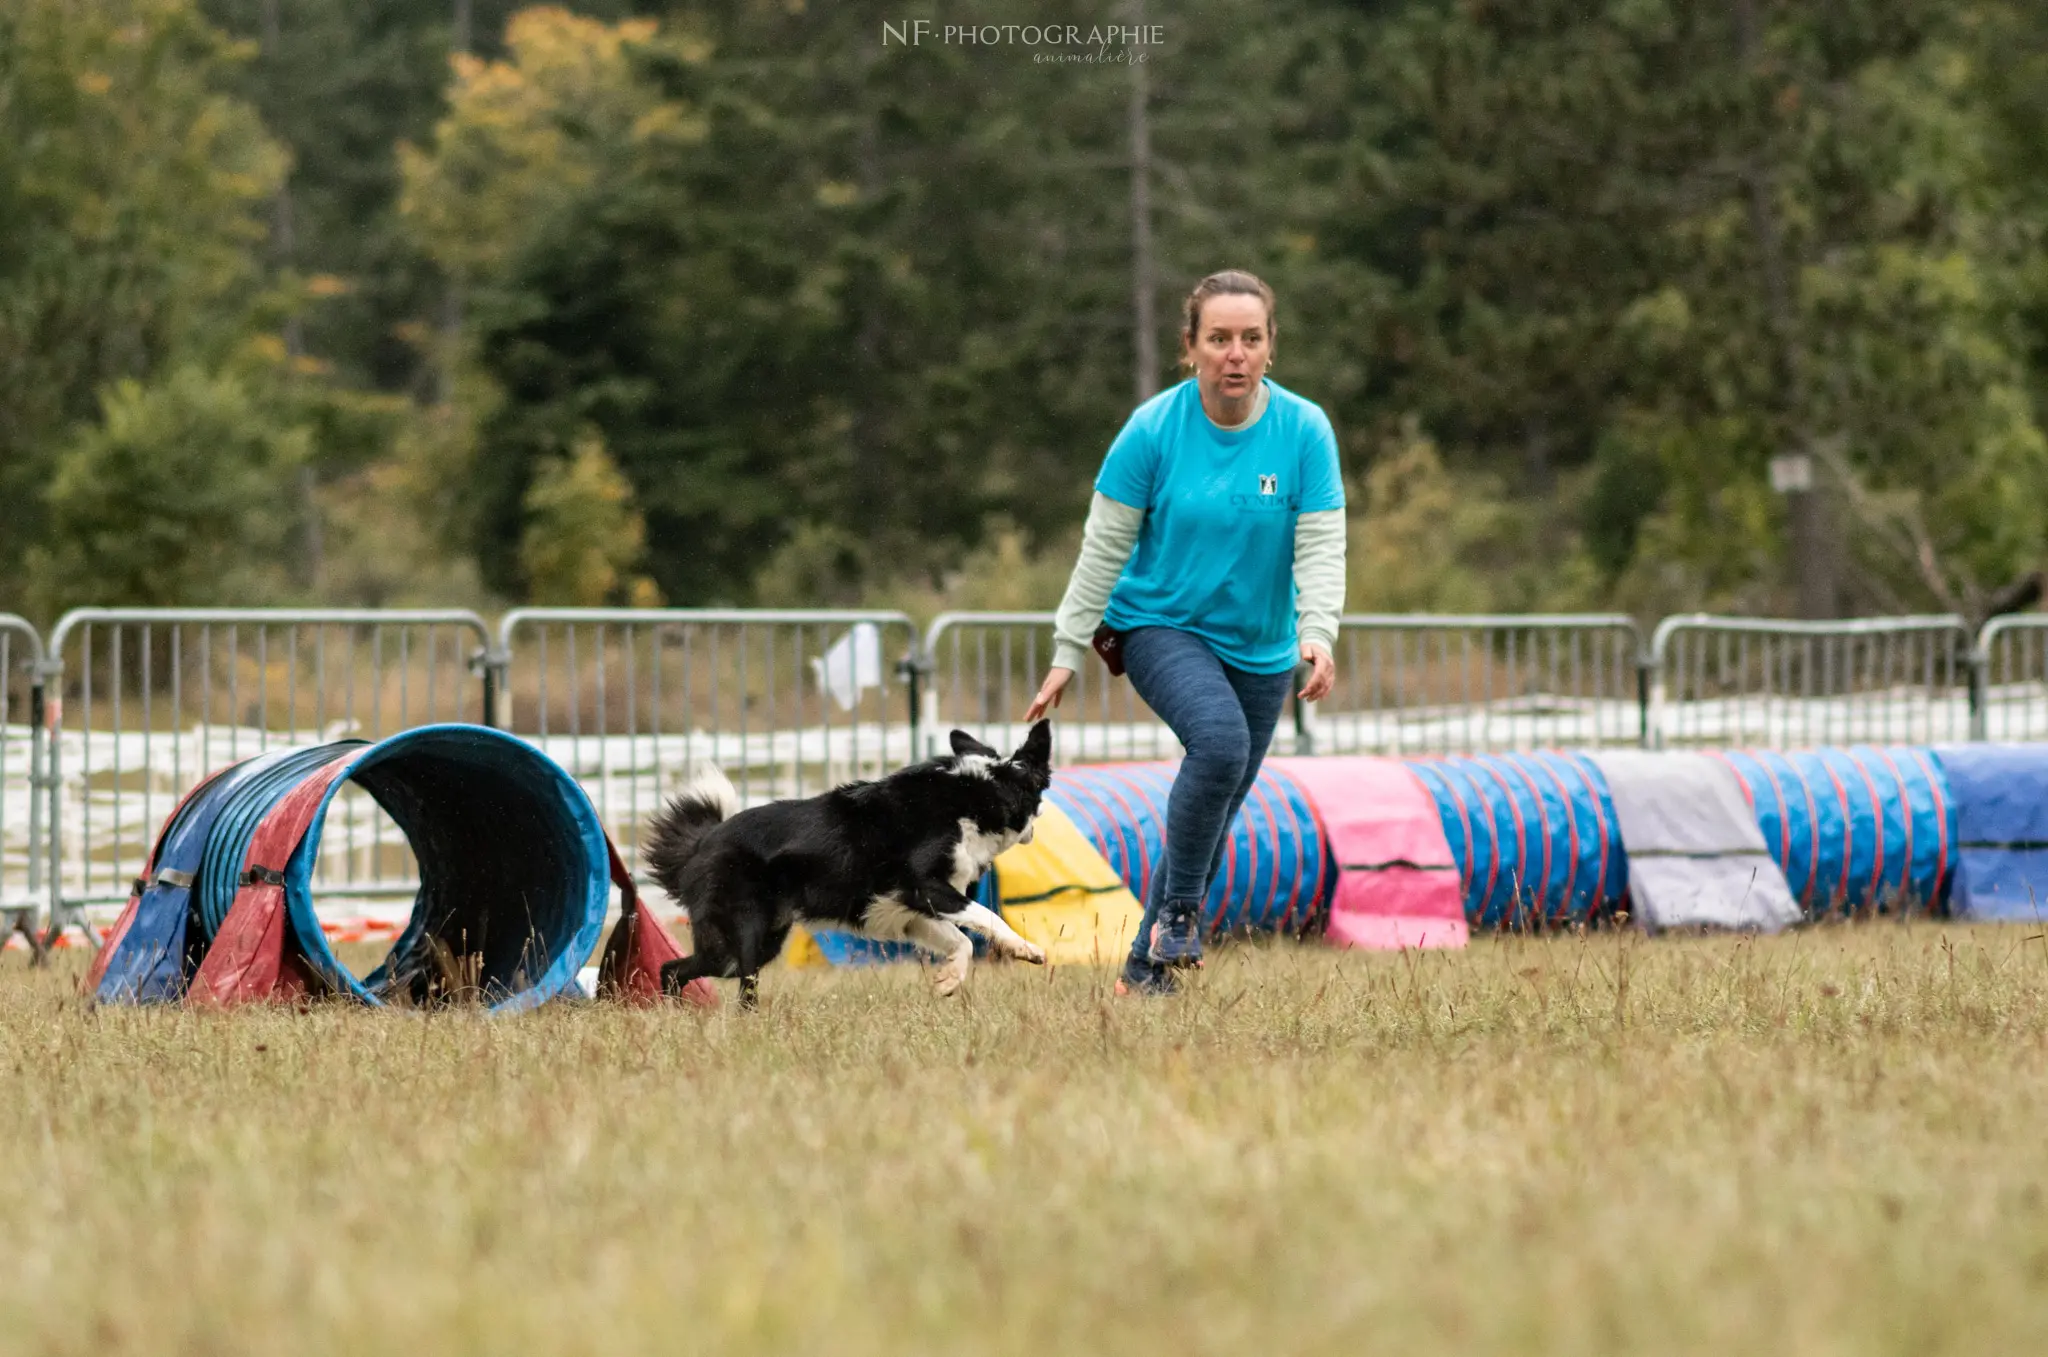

{"left": 6, "top": 0, "right": 2048, "bottom": 626}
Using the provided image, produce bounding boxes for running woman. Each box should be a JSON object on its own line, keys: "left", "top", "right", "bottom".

{"left": 1023, "top": 269, "right": 1345, "bottom": 995}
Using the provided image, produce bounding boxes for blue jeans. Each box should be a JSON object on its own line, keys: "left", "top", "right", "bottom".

{"left": 1120, "top": 627, "right": 1295, "bottom": 962}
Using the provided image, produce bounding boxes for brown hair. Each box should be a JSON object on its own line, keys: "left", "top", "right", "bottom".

{"left": 1180, "top": 270, "right": 1277, "bottom": 357}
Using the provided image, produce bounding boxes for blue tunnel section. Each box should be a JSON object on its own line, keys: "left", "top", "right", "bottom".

{"left": 1404, "top": 753, "right": 1629, "bottom": 928}
{"left": 97, "top": 725, "right": 610, "bottom": 1012}
{"left": 1929, "top": 746, "right": 2048, "bottom": 921}
{"left": 1717, "top": 747, "right": 1954, "bottom": 917}
{"left": 100, "top": 744, "right": 359, "bottom": 1004}
{"left": 1048, "top": 763, "right": 1329, "bottom": 936}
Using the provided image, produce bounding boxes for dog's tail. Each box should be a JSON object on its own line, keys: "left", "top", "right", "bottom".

{"left": 645, "top": 765, "right": 740, "bottom": 900}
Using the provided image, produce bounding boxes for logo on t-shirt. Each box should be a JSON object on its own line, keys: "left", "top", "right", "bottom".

{"left": 1258, "top": 474, "right": 1278, "bottom": 496}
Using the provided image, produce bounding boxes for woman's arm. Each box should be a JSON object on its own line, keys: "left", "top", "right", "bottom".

{"left": 1293, "top": 509, "right": 1346, "bottom": 699}
{"left": 1049, "top": 492, "right": 1145, "bottom": 671}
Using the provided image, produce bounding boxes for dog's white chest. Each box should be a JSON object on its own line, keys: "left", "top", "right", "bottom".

{"left": 949, "top": 817, "right": 1017, "bottom": 893}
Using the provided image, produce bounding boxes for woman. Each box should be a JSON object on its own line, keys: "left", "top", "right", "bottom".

{"left": 1023, "top": 269, "right": 1345, "bottom": 995}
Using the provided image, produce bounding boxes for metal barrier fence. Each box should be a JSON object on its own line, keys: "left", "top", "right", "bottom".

{"left": 20, "top": 603, "right": 2048, "bottom": 951}
{"left": 1648, "top": 615, "right": 1975, "bottom": 749}
{"left": 920, "top": 612, "right": 1649, "bottom": 761}
{"left": 1973, "top": 615, "right": 2048, "bottom": 742}
{"left": 490, "top": 609, "right": 921, "bottom": 877}
{"left": 921, "top": 612, "right": 1181, "bottom": 764}
{"left": 1308, "top": 614, "right": 1646, "bottom": 754}
{"left": 1, "top": 616, "right": 47, "bottom": 954}
{"left": 42, "top": 608, "right": 494, "bottom": 942}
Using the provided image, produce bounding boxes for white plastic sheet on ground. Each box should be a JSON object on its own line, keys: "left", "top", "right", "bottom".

{"left": 1590, "top": 750, "right": 1801, "bottom": 932}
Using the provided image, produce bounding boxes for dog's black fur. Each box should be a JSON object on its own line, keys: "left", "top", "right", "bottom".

{"left": 651, "top": 721, "right": 1054, "bottom": 1005}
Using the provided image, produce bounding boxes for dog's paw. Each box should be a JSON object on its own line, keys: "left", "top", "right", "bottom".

{"left": 1014, "top": 940, "right": 1046, "bottom": 966}
{"left": 933, "top": 960, "right": 970, "bottom": 997}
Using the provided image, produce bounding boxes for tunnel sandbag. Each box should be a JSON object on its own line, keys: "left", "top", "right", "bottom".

{"left": 98, "top": 725, "right": 610, "bottom": 1012}
{"left": 1589, "top": 751, "right": 1800, "bottom": 932}
{"left": 1048, "top": 763, "right": 1330, "bottom": 938}
{"left": 1931, "top": 745, "right": 2048, "bottom": 921}
{"left": 596, "top": 837, "right": 718, "bottom": 1007}
{"left": 1717, "top": 747, "right": 1953, "bottom": 917}
{"left": 1267, "top": 757, "right": 1465, "bottom": 950}
{"left": 1404, "top": 753, "right": 1628, "bottom": 929}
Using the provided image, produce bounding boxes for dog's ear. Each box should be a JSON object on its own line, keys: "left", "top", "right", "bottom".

{"left": 1014, "top": 718, "right": 1052, "bottom": 769}
{"left": 949, "top": 729, "right": 1000, "bottom": 760}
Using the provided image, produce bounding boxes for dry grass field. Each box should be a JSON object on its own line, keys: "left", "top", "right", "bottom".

{"left": 3, "top": 924, "right": 2046, "bottom": 1355}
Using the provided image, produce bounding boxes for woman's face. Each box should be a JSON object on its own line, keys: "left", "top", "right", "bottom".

{"left": 1183, "top": 293, "right": 1272, "bottom": 400}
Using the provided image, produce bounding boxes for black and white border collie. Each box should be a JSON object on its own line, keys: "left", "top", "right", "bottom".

{"left": 649, "top": 722, "right": 1054, "bottom": 1006}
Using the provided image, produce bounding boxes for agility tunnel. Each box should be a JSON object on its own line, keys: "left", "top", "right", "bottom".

{"left": 1052, "top": 755, "right": 1627, "bottom": 944}
{"left": 1930, "top": 746, "right": 2048, "bottom": 921}
{"left": 790, "top": 743, "right": 2048, "bottom": 963}
{"left": 1049, "top": 763, "right": 1331, "bottom": 936}
{"left": 1714, "top": 747, "right": 1954, "bottom": 919}
{"left": 88, "top": 725, "right": 617, "bottom": 1012}
{"left": 1403, "top": 753, "right": 1628, "bottom": 931}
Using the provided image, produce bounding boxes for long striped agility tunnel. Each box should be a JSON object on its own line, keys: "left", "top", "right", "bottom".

{"left": 1025, "top": 745, "right": 2048, "bottom": 947}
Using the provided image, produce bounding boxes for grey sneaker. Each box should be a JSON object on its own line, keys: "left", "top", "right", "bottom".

{"left": 1147, "top": 897, "right": 1206, "bottom": 967}
{"left": 1115, "top": 954, "right": 1180, "bottom": 997}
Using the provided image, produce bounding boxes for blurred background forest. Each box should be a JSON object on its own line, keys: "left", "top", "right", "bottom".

{"left": 8, "top": 0, "right": 2048, "bottom": 628}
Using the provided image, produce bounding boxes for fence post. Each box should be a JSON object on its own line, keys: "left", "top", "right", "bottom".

{"left": 1637, "top": 647, "right": 1656, "bottom": 750}
{"left": 898, "top": 644, "right": 927, "bottom": 767}
{"left": 1642, "top": 624, "right": 1668, "bottom": 751}
{"left": 20, "top": 672, "right": 48, "bottom": 962}
{"left": 1968, "top": 631, "right": 1989, "bottom": 742}
{"left": 34, "top": 653, "right": 93, "bottom": 955}
{"left": 479, "top": 640, "right": 512, "bottom": 731}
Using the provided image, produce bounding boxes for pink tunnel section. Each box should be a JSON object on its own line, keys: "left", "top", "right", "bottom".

{"left": 1267, "top": 757, "right": 1468, "bottom": 951}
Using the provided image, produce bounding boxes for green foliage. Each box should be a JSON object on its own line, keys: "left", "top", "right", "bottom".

{"left": 403, "top": 2, "right": 1338, "bottom": 605}
{"left": 0, "top": 0, "right": 285, "bottom": 602}
{"left": 1347, "top": 422, "right": 1600, "bottom": 614}
{"left": 10, "top": 1, "right": 2048, "bottom": 620}
{"left": 517, "top": 429, "right": 656, "bottom": 606}
{"left": 1351, "top": 0, "right": 2048, "bottom": 618}
{"left": 315, "top": 404, "right": 493, "bottom": 609}
{"left": 31, "top": 366, "right": 309, "bottom": 611}
{"left": 195, "top": 0, "right": 651, "bottom": 394}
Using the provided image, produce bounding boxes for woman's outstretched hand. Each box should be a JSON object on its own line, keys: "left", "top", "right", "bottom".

{"left": 1024, "top": 666, "right": 1075, "bottom": 722}
{"left": 1299, "top": 642, "right": 1335, "bottom": 702}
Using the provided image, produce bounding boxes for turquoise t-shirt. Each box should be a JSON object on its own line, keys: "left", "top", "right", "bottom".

{"left": 1096, "top": 377, "right": 1345, "bottom": 674}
